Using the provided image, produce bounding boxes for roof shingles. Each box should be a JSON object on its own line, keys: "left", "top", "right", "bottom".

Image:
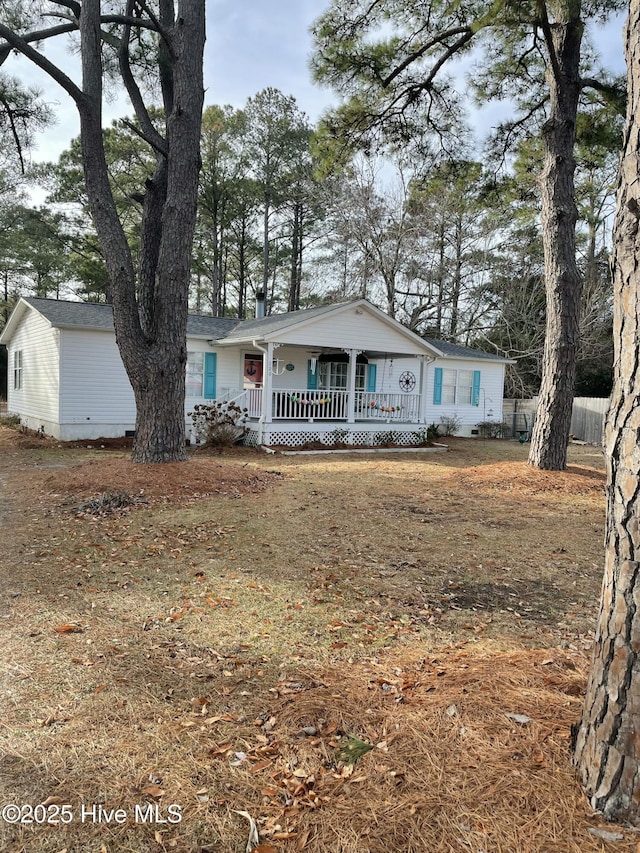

{"left": 18, "top": 298, "right": 510, "bottom": 362}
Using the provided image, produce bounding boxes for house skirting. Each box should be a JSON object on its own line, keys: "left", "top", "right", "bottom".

{"left": 245, "top": 421, "right": 430, "bottom": 449}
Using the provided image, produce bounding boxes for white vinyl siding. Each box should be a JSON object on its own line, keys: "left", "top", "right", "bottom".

{"left": 6, "top": 308, "right": 60, "bottom": 425}
{"left": 270, "top": 305, "right": 432, "bottom": 354}
{"left": 59, "top": 329, "right": 135, "bottom": 427}
{"left": 425, "top": 359, "right": 506, "bottom": 435}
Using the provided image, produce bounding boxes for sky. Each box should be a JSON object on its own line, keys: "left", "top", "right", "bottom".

{"left": 10, "top": 0, "right": 334, "bottom": 165}
{"left": 4, "top": 1, "right": 629, "bottom": 166}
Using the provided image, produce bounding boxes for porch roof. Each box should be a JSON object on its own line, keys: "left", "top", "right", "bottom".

{"left": 216, "top": 299, "right": 444, "bottom": 358}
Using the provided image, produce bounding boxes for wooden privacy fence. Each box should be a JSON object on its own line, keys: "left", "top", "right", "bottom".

{"left": 503, "top": 397, "right": 609, "bottom": 445}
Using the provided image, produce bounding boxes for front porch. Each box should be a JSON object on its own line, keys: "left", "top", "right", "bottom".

{"left": 237, "top": 387, "right": 423, "bottom": 424}
{"left": 211, "top": 332, "right": 439, "bottom": 448}
{"left": 221, "top": 386, "right": 428, "bottom": 448}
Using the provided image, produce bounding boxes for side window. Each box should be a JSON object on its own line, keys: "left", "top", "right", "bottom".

{"left": 13, "top": 350, "right": 22, "bottom": 390}
{"left": 441, "top": 368, "right": 457, "bottom": 404}
{"left": 186, "top": 352, "right": 204, "bottom": 397}
{"left": 434, "top": 367, "right": 481, "bottom": 405}
{"left": 458, "top": 370, "right": 474, "bottom": 405}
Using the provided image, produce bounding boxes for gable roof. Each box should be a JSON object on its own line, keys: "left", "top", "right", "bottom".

{"left": 0, "top": 297, "right": 241, "bottom": 343}
{"left": 0, "top": 297, "right": 512, "bottom": 364}
{"left": 424, "top": 338, "right": 514, "bottom": 363}
{"left": 2, "top": 297, "right": 440, "bottom": 357}
{"left": 219, "top": 298, "right": 443, "bottom": 357}
{"left": 221, "top": 301, "right": 353, "bottom": 341}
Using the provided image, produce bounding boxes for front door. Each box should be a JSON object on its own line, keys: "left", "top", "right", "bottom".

{"left": 243, "top": 354, "right": 264, "bottom": 388}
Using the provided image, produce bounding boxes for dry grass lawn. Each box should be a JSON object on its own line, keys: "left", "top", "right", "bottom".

{"left": 0, "top": 428, "right": 633, "bottom": 852}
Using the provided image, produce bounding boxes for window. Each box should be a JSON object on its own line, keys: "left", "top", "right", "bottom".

{"left": 441, "top": 369, "right": 457, "bottom": 404}
{"left": 318, "top": 362, "right": 366, "bottom": 390}
{"left": 458, "top": 370, "right": 474, "bottom": 405}
{"left": 434, "top": 367, "right": 480, "bottom": 406}
{"left": 187, "top": 352, "right": 217, "bottom": 398}
{"left": 13, "top": 350, "right": 22, "bottom": 390}
{"left": 186, "top": 352, "right": 204, "bottom": 397}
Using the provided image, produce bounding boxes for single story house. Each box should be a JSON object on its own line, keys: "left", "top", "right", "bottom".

{"left": 0, "top": 296, "right": 513, "bottom": 446}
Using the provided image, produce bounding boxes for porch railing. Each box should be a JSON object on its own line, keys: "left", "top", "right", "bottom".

{"left": 219, "top": 388, "right": 262, "bottom": 418}
{"left": 355, "top": 391, "right": 422, "bottom": 422}
{"left": 217, "top": 388, "right": 422, "bottom": 423}
{"left": 273, "top": 389, "right": 349, "bottom": 420}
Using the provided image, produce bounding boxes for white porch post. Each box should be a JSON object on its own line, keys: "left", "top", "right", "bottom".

{"left": 418, "top": 356, "right": 431, "bottom": 424}
{"left": 346, "top": 348, "right": 359, "bottom": 424}
{"left": 263, "top": 341, "right": 274, "bottom": 424}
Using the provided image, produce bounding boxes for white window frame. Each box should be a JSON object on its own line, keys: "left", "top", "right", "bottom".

{"left": 318, "top": 361, "right": 366, "bottom": 391}
{"left": 441, "top": 368, "right": 457, "bottom": 404}
{"left": 13, "top": 350, "right": 23, "bottom": 391}
{"left": 457, "top": 369, "right": 474, "bottom": 405}
{"left": 186, "top": 351, "right": 204, "bottom": 398}
{"left": 439, "top": 368, "right": 478, "bottom": 406}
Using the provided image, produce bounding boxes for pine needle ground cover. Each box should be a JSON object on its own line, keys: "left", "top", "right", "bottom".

{"left": 0, "top": 429, "right": 630, "bottom": 853}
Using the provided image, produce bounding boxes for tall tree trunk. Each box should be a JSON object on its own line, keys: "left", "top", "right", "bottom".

{"left": 263, "top": 191, "right": 270, "bottom": 301}
{"left": 341, "top": 236, "right": 349, "bottom": 298}
{"left": 436, "top": 219, "right": 445, "bottom": 337}
{"left": 449, "top": 212, "right": 463, "bottom": 339}
{"left": 572, "top": 1, "right": 640, "bottom": 819}
{"left": 289, "top": 200, "right": 301, "bottom": 312}
{"left": 238, "top": 217, "right": 247, "bottom": 319}
{"left": 77, "top": 0, "right": 204, "bottom": 463}
{"left": 3, "top": 271, "right": 8, "bottom": 325}
{"left": 211, "top": 195, "right": 221, "bottom": 316}
{"left": 528, "top": 11, "right": 583, "bottom": 470}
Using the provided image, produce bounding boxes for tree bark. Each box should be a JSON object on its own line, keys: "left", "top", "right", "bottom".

{"left": 572, "top": 0, "right": 640, "bottom": 819}
{"left": 77, "top": 0, "right": 204, "bottom": 463}
{"left": 288, "top": 199, "right": 301, "bottom": 312}
{"left": 527, "top": 11, "right": 583, "bottom": 471}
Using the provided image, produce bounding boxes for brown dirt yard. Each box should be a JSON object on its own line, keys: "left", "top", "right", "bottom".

{"left": 0, "top": 428, "right": 632, "bottom": 853}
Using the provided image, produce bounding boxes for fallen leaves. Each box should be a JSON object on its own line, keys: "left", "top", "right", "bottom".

{"left": 141, "top": 784, "right": 164, "bottom": 798}
{"left": 234, "top": 809, "right": 260, "bottom": 852}
{"left": 505, "top": 712, "right": 533, "bottom": 725}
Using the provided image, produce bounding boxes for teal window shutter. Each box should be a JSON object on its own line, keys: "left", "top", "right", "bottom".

{"left": 366, "top": 364, "right": 377, "bottom": 392}
{"left": 204, "top": 352, "right": 217, "bottom": 398}
{"left": 307, "top": 359, "right": 318, "bottom": 390}
{"left": 472, "top": 370, "right": 481, "bottom": 406}
{"left": 433, "top": 367, "right": 443, "bottom": 404}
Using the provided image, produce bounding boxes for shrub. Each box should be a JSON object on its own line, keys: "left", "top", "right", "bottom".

{"left": 327, "top": 427, "right": 350, "bottom": 446}
{"left": 371, "top": 430, "right": 403, "bottom": 446}
{"left": 439, "top": 414, "right": 461, "bottom": 436}
{"left": 0, "top": 413, "right": 21, "bottom": 428}
{"left": 411, "top": 427, "right": 434, "bottom": 446}
{"left": 426, "top": 423, "right": 440, "bottom": 441}
{"left": 476, "top": 419, "right": 508, "bottom": 439}
{"left": 188, "top": 401, "right": 248, "bottom": 448}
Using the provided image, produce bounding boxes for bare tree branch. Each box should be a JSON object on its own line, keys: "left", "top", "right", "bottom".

{"left": 0, "top": 22, "right": 83, "bottom": 103}
{"left": 117, "top": 0, "right": 168, "bottom": 156}
{"left": 381, "top": 26, "right": 475, "bottom": 88}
